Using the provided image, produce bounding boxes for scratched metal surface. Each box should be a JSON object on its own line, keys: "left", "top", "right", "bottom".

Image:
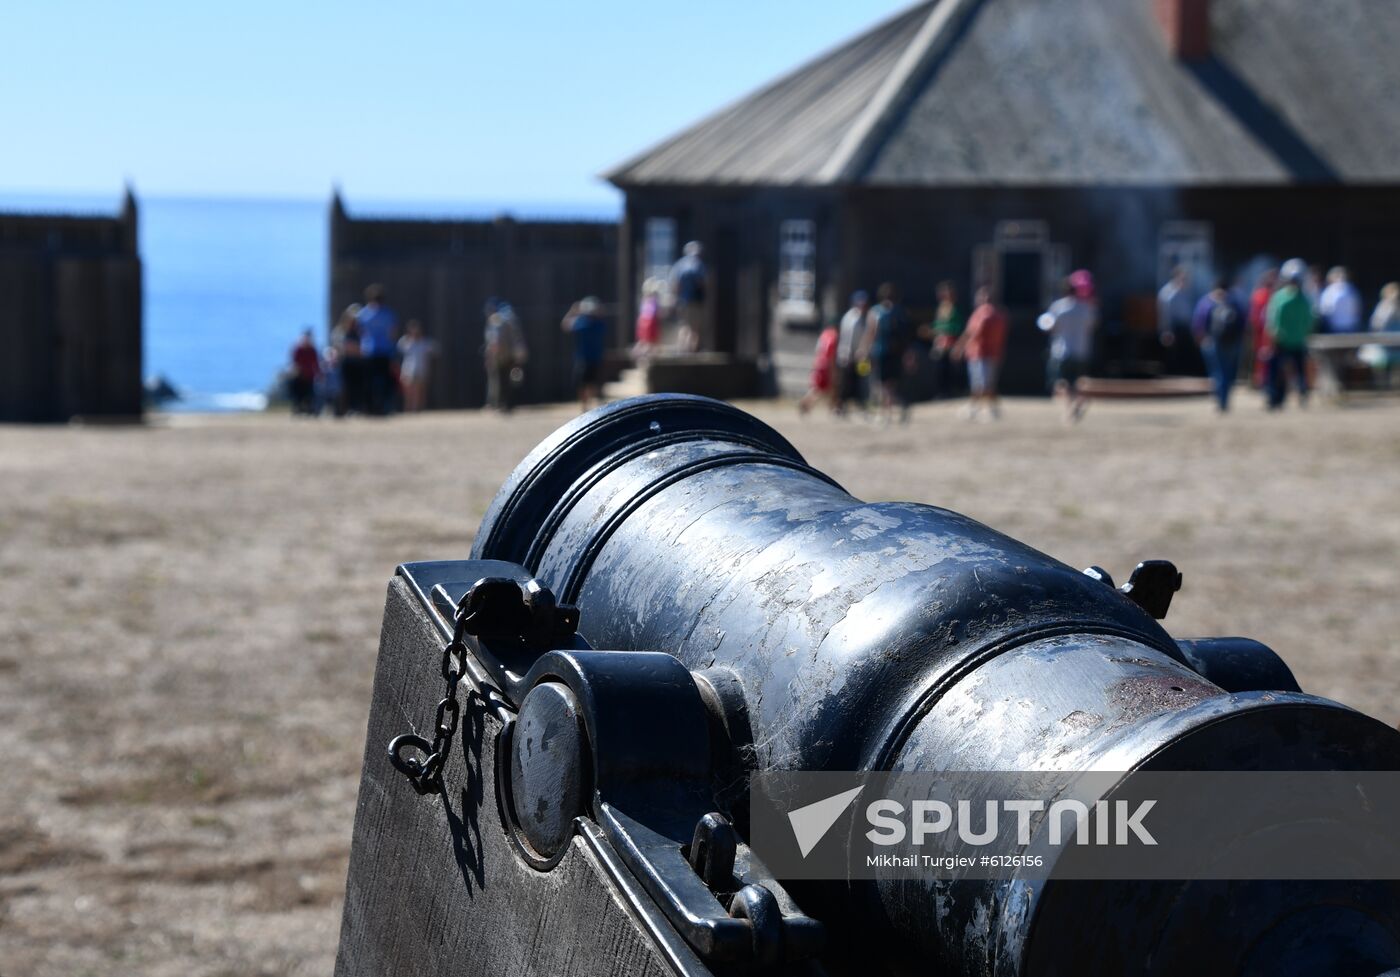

{"left": 470, "top": 395, "right": 1400, "bottom": 977}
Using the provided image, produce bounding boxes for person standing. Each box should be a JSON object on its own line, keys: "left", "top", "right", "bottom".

{"left": 798, "top": 320, "right": 840, "bottom": 416}
{"left": 319, "top": 344, "right": 343, "bottom": 417}
{"left": 1248, "top": 268, "right": 1278, "bottom": 389}
{"left": 562, "top": 297, "right": 607, "bottom": 412}
{"left": 288, "top": 329, "right": 321, "bottom": 415}
{"left": 1192, "top": 279, "right": 1247, "bottom": 412}
{"left": 356, "top": 284, "right": 399, "bottom": 415}
{"left": 859, "top": 283, "right": 910, "bottom": 426}
{"left": 1372, "top": 283, "right": 1400, "bottom": 333}
{"left": 1157, "top": 266, "right": 1199, "bottom": 375}
{"left": 634, "top": 280, "right": 662, "bottom": 364}
{"left": 1363, "top": 282, "right": 1400, "bottom": 387}
{"left": 1319, "top": 266, "right": 1362, "bottom": 334}
{"left": 952, "top": 285, "right": 1007, "bottom": 421}
{"left": 330, "top": 304, "right": 366, "bottom": 414}
{"left": 340, "top": 328, "right": 368, "bottom": 415}
{"left": 1304, "top": 264, "right": 1325, "bottom": 315}
{"left": 669, "top": 241, "right": 707, "bottom": 353}
{"left": 330, "top": 303, "right": 361, "bottom": 354}
{"left": 835, "top": 291, "right": 870, "bottom": 416}
{"left": 1265, "top": 266, "right": 1315, "bottom": 409}
{"left": 397, "top": 319, "right": 437, "bottom": 413}
{"left": 483, "top": 299, "right": 526, "bottom": 413}
{"left": 926, "top": 281, "right": 964, "bottom": 400}
{"left": 1039, "top": 278, "right": 1098, "bottom": 423}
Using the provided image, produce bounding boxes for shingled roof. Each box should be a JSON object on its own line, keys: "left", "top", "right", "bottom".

{"left": 605, "top": 0, "right": 1400, "bottom": 187}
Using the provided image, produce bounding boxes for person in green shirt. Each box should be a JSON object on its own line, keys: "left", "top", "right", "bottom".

{"left": 924, "top": 280, "right": 964, "bottom": 399}
{"left": 1265, "top": 269, "right": 1315, "bottom": 409}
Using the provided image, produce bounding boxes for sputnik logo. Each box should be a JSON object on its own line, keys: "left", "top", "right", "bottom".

{"left": 787, "top": 786, "right": 863, "bottom": 857}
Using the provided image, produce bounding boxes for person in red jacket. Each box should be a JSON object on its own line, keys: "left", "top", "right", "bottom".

{"left": 953, "top": 285, "right": 1008, "bottom": 421}
{"left": 799, "top": 322, "right": 841, "bottom": 415}
{"left": 289, "top": 329, "right": 321, "bottom": 415}
{"left": 1248, "top": 267, "right": 1278, "bottom": 389}
{"left": 634, "top": 279, "right": 662, "bottom": 364}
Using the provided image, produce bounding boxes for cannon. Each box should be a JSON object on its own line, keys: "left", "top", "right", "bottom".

{"left": 336, "top": 394, "right": 1400, "bottom": 977}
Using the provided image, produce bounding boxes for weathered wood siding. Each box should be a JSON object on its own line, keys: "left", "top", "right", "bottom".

{"left": 618, "top": 186, "right": 845, "bottom": 396}
{"left": 329, "top": 196, "right": 619, "bottom": 409}
{"left": 620, "top": 183, "right": 1400, "bottom": 396}
{"left": 0, "top": 193, "right": 142, "bottom": 422}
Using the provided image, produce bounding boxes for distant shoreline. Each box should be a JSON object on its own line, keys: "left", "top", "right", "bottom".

{"left": 153, "top": 391, "right": 270, "bottom": 414}
{"left": 0, "top": 189, "right": 622, "bottom": 222}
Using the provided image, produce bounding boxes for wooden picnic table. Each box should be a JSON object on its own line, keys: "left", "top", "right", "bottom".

{"left": 1306, "top": 332, "right": 1400, "bottom": 400}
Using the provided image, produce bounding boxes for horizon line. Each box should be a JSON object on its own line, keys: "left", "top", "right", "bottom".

{"left": 0, "top": 186, "right": 622, "bottom": 211}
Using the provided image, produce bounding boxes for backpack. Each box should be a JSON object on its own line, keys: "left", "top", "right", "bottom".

{"left": 868, "top": 305, "right": 901, "bottom": 358}
{"left": 1209, "top": 299, "right": 1243, "bottom": 344}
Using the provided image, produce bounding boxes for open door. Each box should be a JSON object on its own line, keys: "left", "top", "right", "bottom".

{"left": 976, "top": 221, "right": 1067, "bottom": 395}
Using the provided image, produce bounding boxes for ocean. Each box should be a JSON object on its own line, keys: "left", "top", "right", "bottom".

{"left": 144, "top": 197, "right": 327, "bottom": 412}
{"left": 1, "top": 192, "right": 616, "bottom": 412}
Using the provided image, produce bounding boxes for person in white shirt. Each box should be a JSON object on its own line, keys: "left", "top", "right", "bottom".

{"left": 1158, "top": 267, "right": 1194, "bottom": 340}
{"left": 1319, "top": 266, "right": 1362, "bottom": 333}
{"left": 835, "top": 290, "right": 870, "bottom": 416}
{"left": 1361, "top": 282, "right": 1400, "bottom": 386}
{"left": 1157, "top": 266, "right": 1201, "bottom": 375}
{"left": 397, "top": 319, "right": 437, "bottom": 412}
{"left": 1039, "top": 279, "right": 1098, "bottom": 423}
{"left": 1372, "top": 282, "right": 1400, "bottom": 333}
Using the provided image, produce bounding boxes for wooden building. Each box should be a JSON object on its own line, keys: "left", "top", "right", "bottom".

{"left": 606, "top": 0, "right": 1400, "bottom": 394}
{"left": 0, "top": 191, "right": 143, "bottom": 421}
{"left": 328, "top": 193, "right": 619, "bottom": 408}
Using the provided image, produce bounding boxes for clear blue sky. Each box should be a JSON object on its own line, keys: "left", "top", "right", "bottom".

{"left": 5, "top": 1, "right": 909, "bottom": 208}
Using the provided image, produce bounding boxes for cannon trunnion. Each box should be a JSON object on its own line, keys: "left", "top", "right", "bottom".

{"left": 336, "top": 395, "right": 1400, "bottom": 977}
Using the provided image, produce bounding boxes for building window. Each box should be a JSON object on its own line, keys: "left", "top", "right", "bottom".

{"left": 644, "top": 217, "right": 676, "bottom": 284}
{"left": 777, "top": 219, "right": 817, "bottom": 319}
{"left": 1158, "top": 221, "right": 1214, "bottom": 293}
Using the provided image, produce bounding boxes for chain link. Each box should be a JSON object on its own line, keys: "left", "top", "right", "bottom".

{"left": 387, "top": 601, "right": 478, "bottom": 795}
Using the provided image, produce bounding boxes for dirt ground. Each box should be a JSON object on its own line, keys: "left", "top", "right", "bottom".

{"left": 2, "top": 395, "right": 1398, "bottom": 976}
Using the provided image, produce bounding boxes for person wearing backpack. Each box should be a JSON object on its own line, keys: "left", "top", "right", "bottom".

{"left": 858, "top": 282, "right": 911, "bottom": 426}
{"left": 668, "top": 241, "right": 707, "bottom": 353}
{"left": 1266, "top": 266, "right": 1317, "bottom": 410}
{"left": 1192, "top": 278, "right": 1246, "bottom": 412}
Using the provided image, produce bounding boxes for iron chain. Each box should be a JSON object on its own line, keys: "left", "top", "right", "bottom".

{"left": 387, "top": 600, "right": 479, "bottom": 795}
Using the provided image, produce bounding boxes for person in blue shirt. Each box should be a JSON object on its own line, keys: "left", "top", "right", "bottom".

{"left": 1191, "top": 278, "right": 1247, "bottom": 412}
{"left": 562, "top": 297, "right": 607, "bottom": 411}
{"left": 355, "top": 283, "right": 400, "bottom": 415}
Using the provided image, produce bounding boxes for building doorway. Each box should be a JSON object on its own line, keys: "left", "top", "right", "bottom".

{"left": 974, "top": 221, "right": 1070, "bottom": 394}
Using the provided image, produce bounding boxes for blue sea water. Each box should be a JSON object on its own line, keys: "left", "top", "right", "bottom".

{"left": 144, "top": 196, "right": 327, "bottom": 411}
{"left": 0, "top": 191, "right": 617, "bottom": 411}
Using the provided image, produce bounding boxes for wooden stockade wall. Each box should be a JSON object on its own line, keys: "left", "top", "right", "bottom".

{"left": 0, "top": 192, "right": 143, "bottom": 422}
{"left": 328, "top": 194, "right": 619, "bottom": 409}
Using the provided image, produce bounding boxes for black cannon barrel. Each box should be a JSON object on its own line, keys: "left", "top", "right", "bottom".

{"left": 472, "top": 395, "right": 1400, "bottom": 977}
